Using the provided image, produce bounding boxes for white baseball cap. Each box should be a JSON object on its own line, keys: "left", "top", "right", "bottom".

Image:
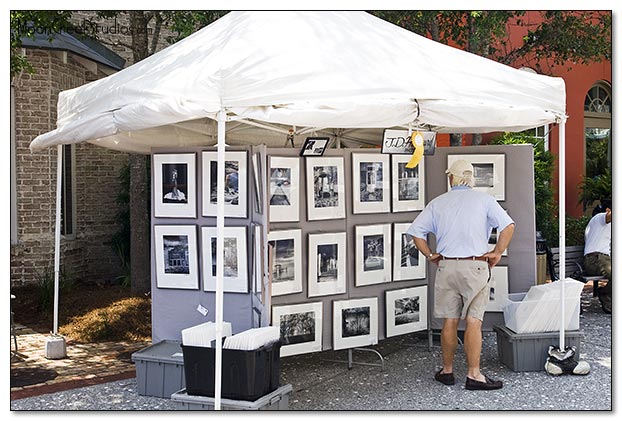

{"left": 445, "top": 159, "right": 474, "bottom": 177}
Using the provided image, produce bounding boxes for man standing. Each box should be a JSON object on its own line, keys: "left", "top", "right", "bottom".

{"left": 408, "top": 159, "right": 515, "bottom": 391}
{"left": 584, "top": 198, "right": 612, "bottom": 314}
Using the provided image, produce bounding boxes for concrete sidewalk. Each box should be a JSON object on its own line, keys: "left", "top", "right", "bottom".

{"left": 10, "top": 288, "right": 612, "bottom": 411}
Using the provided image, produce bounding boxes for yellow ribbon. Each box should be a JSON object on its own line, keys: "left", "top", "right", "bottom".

{"left": 405, "top": 131, "right": 424, "bottom": 168}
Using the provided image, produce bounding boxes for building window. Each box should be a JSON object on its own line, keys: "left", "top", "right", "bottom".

{"left": 584, "top": 82, "right": 611, "bottom": 179}
{"left": 61, "top": 144, "right": 76, "bottom": 238}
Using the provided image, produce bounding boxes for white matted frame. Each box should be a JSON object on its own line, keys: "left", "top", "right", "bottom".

{"left": 202, "top": 225, "right": 248, "bottom": 293}
{"left": 486, "top": 266, "right": 509, "bottom": 312}
{"left": 488, "top": 227, "right": 508, "bottom": 256}
{"left": 391, "top": 154, "right": 425, "bottom": 212}
{"left": 306, "top": 156, "right": 345, "bottom": 220}
{"left": 272, "top": 302, "right": 323, "bottom": 357}
{"left": 385, "top": 285, "right": 428, "bottom": 337}
{"left": 154, "top": 153, "right": 196, "bottom": 218}
{"left": 154, "top": 225, "right": 199, "bottom": 289}
{"left": 333, "top": 297, "right": 378, "bottom": 350}
{"left": 202, "top": 151, "right": 248, "bottom": 218}
{"left": 252, "top": 224, "right": 263, "bottom": 295}
{"left": 308, "top": 232, "right": 347, "bottom": 297}
{"left": 355, "top": 224, "right": 391, "bottom": 286}
{"left": 447, "top": 154, "right": 505, "bottom": 201}
{"left": 269, "top": 156, "right": 300, "bottom": 222}
{"left": 268, "top": 229, "right": 303, "bottom": 296}
{"left": 352, "top": 153, "right": 390, "bottom": 214}
{"left": 251, "top": 152, "right": 263, "bottom": 214}
{"left": 393, "top": 223, "right": 426, "bottom": 281}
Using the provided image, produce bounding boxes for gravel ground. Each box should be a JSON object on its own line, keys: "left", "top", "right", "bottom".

{"left": 11, "top": 292, "right": 613, "bottom": 412}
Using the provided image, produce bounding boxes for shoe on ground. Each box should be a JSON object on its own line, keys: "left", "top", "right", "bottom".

{"left": 465, "top": 375, "right": 503, "bottom": 390}
{"left": 434, "top": 368, "right": 455, "bottom": 385}
{"left": 544, "top": 346, "right": 590, "bottom": 375}
{"left": 598, "top": 294, "right": 612, "bottom": 314}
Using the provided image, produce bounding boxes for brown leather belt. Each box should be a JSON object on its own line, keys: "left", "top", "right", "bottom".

{"left": 441, "top": 255, "right": 488, "bottom": 262}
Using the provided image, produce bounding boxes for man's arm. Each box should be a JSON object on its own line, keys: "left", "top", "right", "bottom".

{"left": 413, "top": 237, "right": 442, "bottom": 265}
{"left": 484, "top": 223, "right": 515, "bottom": 268}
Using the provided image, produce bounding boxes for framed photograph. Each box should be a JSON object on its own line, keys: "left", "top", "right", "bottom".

{"left": 154, "top": 225, "right": 199, "bottom": 289}
{"left": 393, "top": 223, "right": 427, "bottom": 281}
{"left": 352, "top": 153, "right": 390, "bottom": 214}
{"left": 488, "top": 227, "right": 508, "bottom": 256}
{"left": 300, "top": 137, "right": 329, "bottom": 156}
{"left": 251, "top": 152, "right": 263, "bottom": 214}
{"left": 447, "top": 154, "right": 505, "bottom": 201}
{"left": 202, "top": 226, "right": 248, "bottom": 293}
{"left": 333, "top": 297, "right": 378, "bottom": 351}
{"left": 355, "top": 224, "right": 391, "bottom": 286}
{"left": 153, "top": 154, "right": 196, "bottom": 218}
{"left": 486, "top": 266, "right": 509, "bottom": 312}
{"left": 385, "top": 286, "right": 428, "bottom": 337}
{"left": 308, "top": 232, "right": 347, "bottom": 297}
{"left": 272, "top": 302, "right": 323, "bottom": 357}
{"left": 267, "top": 229, "right": 303, "bottom": 296}
{"left": 391, "top": 154, "right": 425, "bottom": 212}
{"left": 202, "top": 151, "right": 248, "bottom": 218}
{"left": 269, "top": 156, "right": 300, "bottom": 222}
{"left": 306, "top": 157, "right": 345, "bottom": 221}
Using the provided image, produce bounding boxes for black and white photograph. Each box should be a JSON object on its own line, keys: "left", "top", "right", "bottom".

{"left": 488, "top": 227, "right": 508, "bottom": 256}
{"left": 202, "top": 226, "right": 248, "bottom": 293}
{"left": 385, "top": 286, "right": 428, "bottom": 337}
{"left": 202, "top": 151, "right": 248, "bottom": 218}
{"left": 355, "top": 224, "right": 391, "bottom": 286}
{"left": 153, "top": 154, "right": 196, "bottom": 218}
{"left": 393, "top": 223, "right": 426, "bottom": 281}
{"left": 251, "top": 152, "right": 263, "bottom": 214}
{"left": 154, "top": 225, "right": 199, "bottom": 289}
{"left": 272, "top": 302, "right": 323, "bottom": 357}
{"left": 486, "top": 266, "right": 509, "bottom": 312}
{"left": 252, "top": 224, "right": 264, "bottom": 296}
{"left": 333, "top": 298, "right": 378, "bottom": 350}
{"left": 447, "top": 154, "right": 505, "bottom": 201}
{"left": 162, "top": 235, "right": 189, "bottom": 274}
{"left": 300, "top": 137, "right": 329, "bottom": 156}
{"left": 308, "top": 232, "right": 347, "bottom": 297}
{"left": 306, "top": 157, "right": 345, "bottom": 220}
{"left": 392, "top": 154, "right": 425, "bottom": 212}
{"left": 267, "top": 229, "right": 302, "bottom": 296}
{"left": 352, "top": 153, "right": 390, "bottom": 214}
{"left": 269, "top": 156, "right": 300, "bottom": 222}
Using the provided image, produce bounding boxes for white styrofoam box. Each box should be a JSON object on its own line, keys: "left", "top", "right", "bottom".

{"left": 502, "top": 279, "right": 583, "bottom": 334}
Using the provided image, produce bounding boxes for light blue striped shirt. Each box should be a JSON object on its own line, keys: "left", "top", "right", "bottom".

{"left": 407, "top": 186, "right": 515, "bottom": 257}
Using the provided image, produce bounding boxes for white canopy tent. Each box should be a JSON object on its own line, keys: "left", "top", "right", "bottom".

{"left": 31, "top": 11, "right": 570, "bottom": 408}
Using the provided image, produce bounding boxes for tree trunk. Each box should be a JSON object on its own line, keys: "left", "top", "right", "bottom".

{"left": 128, "top": 11, "right": 151, "bottom": 294}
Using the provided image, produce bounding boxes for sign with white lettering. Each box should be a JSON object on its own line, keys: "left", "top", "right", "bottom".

{"left": 300, "top": 137, "right": 329, "bottom": 156}
{"left": 381, "top": 130, "right": 437, "bottom": 155}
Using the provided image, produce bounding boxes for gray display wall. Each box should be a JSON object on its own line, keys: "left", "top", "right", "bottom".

{"left": 149, "top": 144, "right": 536, "bottom": 345}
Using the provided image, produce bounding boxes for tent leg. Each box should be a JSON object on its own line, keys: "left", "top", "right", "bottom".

{"left": 558, "top": 120, "right": 566, "bottom": 350}
{"left": 214, "top": 110, "right": 227, "bottom": 410}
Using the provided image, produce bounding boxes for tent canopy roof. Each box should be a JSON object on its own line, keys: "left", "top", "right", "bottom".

{"left": 30, "top": 11, "right": 566, "bottom": 154}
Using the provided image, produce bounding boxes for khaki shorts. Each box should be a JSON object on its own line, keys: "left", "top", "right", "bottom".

{"left": 433, "top": 259, "right": 491, "bottom": 321}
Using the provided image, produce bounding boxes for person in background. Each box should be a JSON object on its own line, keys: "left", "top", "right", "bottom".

{"left": 584, "top": 198, "right": 612, "bottom": 314}
{"left": 408, "top": 159, "right": 515, "bottom": 391}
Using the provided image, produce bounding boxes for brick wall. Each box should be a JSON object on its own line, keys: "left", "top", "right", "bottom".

{"left": 10, "top": 49, "right": 129, "bottom": 286}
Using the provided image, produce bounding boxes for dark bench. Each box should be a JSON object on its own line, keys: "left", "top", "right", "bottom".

{"left": 547, "top": 245, "right": 605, "bottom": 297}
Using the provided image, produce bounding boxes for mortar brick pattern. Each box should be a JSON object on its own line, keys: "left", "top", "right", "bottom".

{"left": 11, "top": 49, "right": 128, "bottom": 287}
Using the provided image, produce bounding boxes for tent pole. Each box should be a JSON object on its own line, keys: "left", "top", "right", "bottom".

{"left": 215, "top": 109, "right": 226, "bottom": 410}
{"left": 558, "top": 119, "right": 566, "bottom": 350}
{"left": 53, "top": 145, "right": 63, "bottom": 335}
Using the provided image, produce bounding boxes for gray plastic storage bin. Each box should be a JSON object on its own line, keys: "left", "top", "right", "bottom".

{"left": 131, "top": 340, "right": 185, "bottom": 398}
{"left": 493, "top": 324, "right": 583, "bottom": 372}
{"left": 171, "top": 384, "right": 292, "bottom": 410}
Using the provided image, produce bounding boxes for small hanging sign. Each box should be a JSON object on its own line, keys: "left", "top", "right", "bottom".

{"left": 300, "top": 137, "right": 329, "bottom": 156}
{"left": 381, "top": 129, "right": 436, "bottom": 155}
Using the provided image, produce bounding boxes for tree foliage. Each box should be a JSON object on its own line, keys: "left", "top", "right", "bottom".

{"left": 370, "top": 11, "right": 611, "bottom": 75}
